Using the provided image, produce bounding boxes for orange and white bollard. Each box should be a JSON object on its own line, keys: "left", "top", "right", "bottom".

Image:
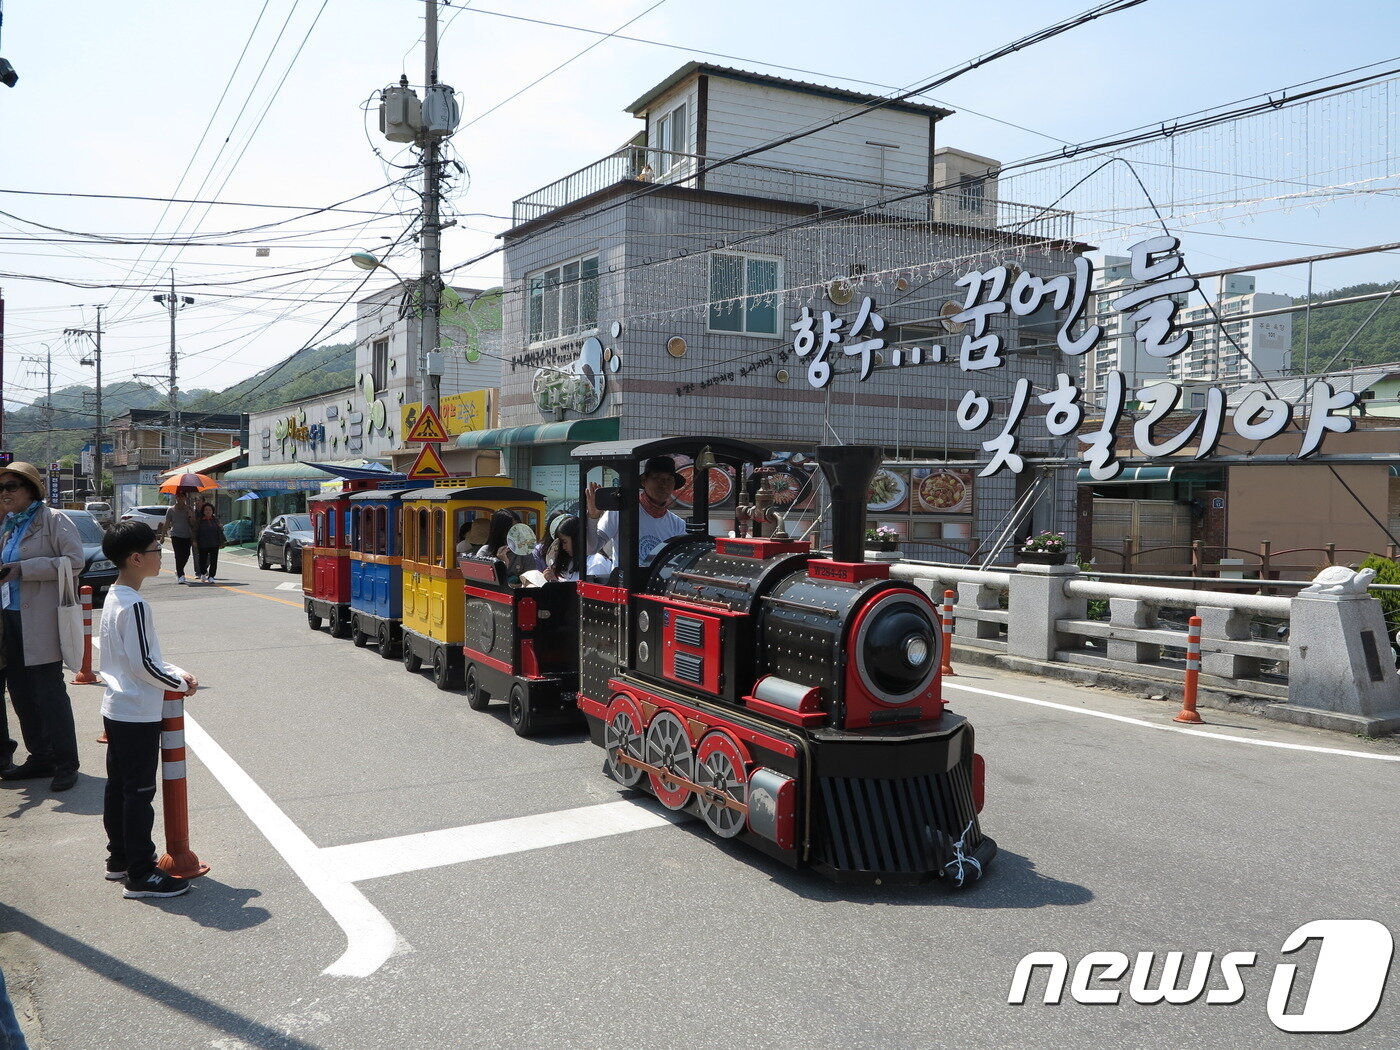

{"left": 939, "top": 588, "right": 957, "bottom": 677}
{"left": 1174, "top": 615, "right": 1205, "bottom": 724}
{"left": 71, "top": 585, "right": 100, "bottom": 685}
{"left": 157, "top": 689, "right": 210, "bottom": 879}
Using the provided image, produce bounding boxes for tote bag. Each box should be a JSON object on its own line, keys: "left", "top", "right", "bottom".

{"left": 57, "top": 564, "right": 85, "bottom": 672}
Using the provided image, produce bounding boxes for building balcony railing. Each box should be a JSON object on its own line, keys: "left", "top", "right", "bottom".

{"left": 108, "top": 447, "right": 174, "bottom": 470}
{"left": 511, "top": 146, "right": 1074, "bottom": 243}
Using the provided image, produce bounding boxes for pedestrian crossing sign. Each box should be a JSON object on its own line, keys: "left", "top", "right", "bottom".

{"left": 405, "top": 404, "right": 448, "bottom": 443}
{"left": 408, "top": 443, "right": 448, "bottom": 479}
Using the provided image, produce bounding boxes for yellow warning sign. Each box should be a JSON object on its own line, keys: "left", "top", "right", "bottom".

{"left": 405, "top": 404, "right": 448, "bottom": 443}
{"left": 408, "top": 443, "right": 448, "bottom": 479}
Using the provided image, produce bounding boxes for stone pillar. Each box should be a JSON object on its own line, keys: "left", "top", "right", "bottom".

{"left": 1008, "top": 563, "right": 1083, "bottom": 661}
{"left": 1107, "top": 597, "right": 1160, "bottom": 664}
{"left": 956, "top": 580, "right": 1004, "bottom": 644}
{"left": 1284, "top": 591, "right": 1400, "bottom": 734}
{"left": 1198, "top": 604, "right": 1261, "bottom": 679}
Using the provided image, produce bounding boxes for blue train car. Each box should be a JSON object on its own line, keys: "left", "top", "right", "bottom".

{"left": 346, "top": 486, "right": 418, "bottom": 656}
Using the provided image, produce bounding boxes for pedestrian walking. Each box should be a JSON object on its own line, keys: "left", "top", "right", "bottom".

{"left": 0, "top": 461, "right": 84, "bottom": 792}
{"left": 98, "top": 520, "right": 198, "bottom": 899}
{"left": 157, "top": 491, "right": 198, "bottom": 584}
{"left": 193, "top": 502, "right": 223, "bottom": 583}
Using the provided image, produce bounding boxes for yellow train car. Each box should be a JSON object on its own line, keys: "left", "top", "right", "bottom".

{"left": 399, "top": 479, "right": 547, "bottom": 690}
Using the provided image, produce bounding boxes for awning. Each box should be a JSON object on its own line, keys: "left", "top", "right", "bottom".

{"left": 1077, "top": 466, "right": 1176, "bottom": 485}
{"left": 453, "top": 417, "right": 619, "bottom": 450}
{"left": 160, "top": 446, "right": 244, "bottom": 478}
{"left": 220, "top": 459, "right": 385, "bottom": 491}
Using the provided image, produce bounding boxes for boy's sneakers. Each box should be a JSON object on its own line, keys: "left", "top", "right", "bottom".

{"left": 105, "top": 853, "right": 157, "bottom": 881}
{"left": 177, "top": 575, "right": 187, "bottom": 584}
{"left": 123, "top": 870, "right": 190, "bottom": 899}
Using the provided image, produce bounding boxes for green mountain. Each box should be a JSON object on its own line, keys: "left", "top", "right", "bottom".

{"left": 1292, "top": 281, "right": 1400, "bottom": 371}
{"left": 1, "top": 342, "right": 355, "bottom": 466}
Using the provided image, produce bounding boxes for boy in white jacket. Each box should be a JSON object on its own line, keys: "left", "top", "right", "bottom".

{"left": 98, "top": 521, "right": 198, "bottom": 899}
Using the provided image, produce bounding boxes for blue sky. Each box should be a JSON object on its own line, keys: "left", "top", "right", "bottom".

{"left": 2, "top": 0, "right": 1398, "bottom": 400}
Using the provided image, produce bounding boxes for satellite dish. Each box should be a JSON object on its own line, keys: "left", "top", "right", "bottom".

{"left": 827, "top": 279, "right": 854, "bottom": 305}
{"left": 939, "top": 301, "right": 967, "bottom": 334}
{"left": 506, "top": 523, "right": 537, "bottom": 557}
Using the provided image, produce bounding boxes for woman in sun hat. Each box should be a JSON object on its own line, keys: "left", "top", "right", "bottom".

{"left": 0, "top": 461, "right": 84, "bottom": 792}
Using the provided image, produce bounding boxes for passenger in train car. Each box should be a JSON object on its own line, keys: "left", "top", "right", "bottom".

{"left": 475, "top": 509, "right": 535, "bottom": 586}
{"left": 539, "top": 515, "right": 582, "bottom": 583}
{"left": 455, "top": 517, "right": 489, "bottom": 563}
{"left": 585, "top": 456, "right": 687, "bottom": 566}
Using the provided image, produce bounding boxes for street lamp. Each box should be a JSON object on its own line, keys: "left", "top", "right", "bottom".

{"left": 349, "top": 250, "right": 409, "bottom": 285}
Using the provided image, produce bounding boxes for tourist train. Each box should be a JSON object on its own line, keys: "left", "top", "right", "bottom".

{"left": 299, "top": 438, "right": 995, "bottom": 885}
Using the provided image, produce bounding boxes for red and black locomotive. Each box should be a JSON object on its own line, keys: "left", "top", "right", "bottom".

{"left": 567, "top": 437, "right": 994, "bottom": 885}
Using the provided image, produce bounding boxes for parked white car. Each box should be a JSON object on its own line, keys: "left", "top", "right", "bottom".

{"left": 84, "top": 501, "right": 113, "bottom": 526}
{"left": 119, "top": 504, "right": 170, "bottom": 531}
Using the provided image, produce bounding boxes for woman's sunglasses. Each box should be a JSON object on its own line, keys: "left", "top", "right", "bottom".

{"left": 0, "top": 481, "right": 29, "bottom": 493}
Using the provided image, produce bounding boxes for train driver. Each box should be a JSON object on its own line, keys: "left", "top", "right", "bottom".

{"left": 585, "top": 455, "right": 686, "bottom": 567}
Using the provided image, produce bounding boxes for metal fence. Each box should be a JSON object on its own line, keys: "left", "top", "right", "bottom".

{"left": 511, "top": 146, "right": 1074, "bottom": 244}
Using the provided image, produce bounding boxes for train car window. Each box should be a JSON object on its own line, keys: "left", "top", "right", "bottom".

{"left": 433, "top": 509, "right": 446, "bottom": 567}
{"left": 328, "top": 509, "right": 337, "bottom": 545}
{"left": 314, "top": 511, "right": 327, "bottom": 547}
{"left": 350, "top": 507, "right": 362, "bottom": 552}
{"left": 401, "top": 508, "right": 414, "bottom": 562}
{"left": 417, "top": 509, "right": 431, "bottom": 565}
{"left": 377, "top": 507, "right": 388, "bottom": 555}
{"left": 509, "top": 507, "right": 540, "bottom": 534}
{"left": 365, "top": 509, "right": 377, "bottom": 555}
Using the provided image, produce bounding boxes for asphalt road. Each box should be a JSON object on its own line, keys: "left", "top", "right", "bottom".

{"left": 3, "top": 548, "right": 1398, "bottom": 1050}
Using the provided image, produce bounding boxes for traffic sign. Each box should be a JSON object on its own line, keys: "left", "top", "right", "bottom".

{"left": 404, "top": 404, "right": 448, "bottom": 443}
{"left": 408, "top": 443, "right": 448, "bottom": 479}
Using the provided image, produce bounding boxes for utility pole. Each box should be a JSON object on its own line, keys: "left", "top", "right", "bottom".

{"left": 65, "top": 306, "right": 103, "bottom": 500}
{"left": 154, "top": 272, "right": 194, "bottom": 465}
{"left": 420, "top": 0, "right": 443, "bottom": 418}
{"left": 19, "top": 343, "right": 52, "bottom": 447}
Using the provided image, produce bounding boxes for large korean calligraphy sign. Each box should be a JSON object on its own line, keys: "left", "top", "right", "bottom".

{"left": 789, "top": 236, "right": 1356, "bottom": 480}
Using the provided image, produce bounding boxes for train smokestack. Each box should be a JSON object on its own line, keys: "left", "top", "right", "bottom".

{"left": 815, "top": 445, "right": 881, "bottom": 564}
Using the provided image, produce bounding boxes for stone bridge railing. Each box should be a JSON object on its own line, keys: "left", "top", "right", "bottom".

{"left": 888, "top": 560, "right": 1400, "bottom": 738}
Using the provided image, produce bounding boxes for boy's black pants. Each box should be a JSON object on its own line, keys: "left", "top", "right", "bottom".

{"left": 102, "top": 717, "right": 162, "bottom": 879}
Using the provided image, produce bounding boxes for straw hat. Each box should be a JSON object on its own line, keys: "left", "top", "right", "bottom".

{"left": 0, "top": 461, "right": 45, "bottom": 499}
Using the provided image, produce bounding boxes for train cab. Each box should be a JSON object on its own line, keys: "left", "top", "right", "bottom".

{"left": 399, "top": 479, "right": 547, "bottom": 690}
{"left": 303, "top": 489, "right": 354, "bottom": 638}
{"left": 347, "top": 486, "right": 417, "bottom": 657}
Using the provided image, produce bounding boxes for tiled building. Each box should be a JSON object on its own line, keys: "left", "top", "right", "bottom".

{"left": 477, "top": 63, "right": 1091, "bottom": 560}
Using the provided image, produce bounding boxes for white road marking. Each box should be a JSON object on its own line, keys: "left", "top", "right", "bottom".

{"left": 318, "top": 801, "right": 684, "bottom": 883}
{"left": 183, "top": 715, "right": 400, "bottom": 978}
{"left": 943, "top": 681, "right": 1400, "bottom": 763}
{"left": 179, "top": 717, "right": 683, "bottom": 977}
{"left": 275, "top": 582, "right": 302, "bottom": 592}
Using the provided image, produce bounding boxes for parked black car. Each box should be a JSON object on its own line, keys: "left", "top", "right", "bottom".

{"left": 257, "top": 513, "right": 313, "bottom": 573}
{"left": 57, "top": 509, "right": 119, "bottom": 606}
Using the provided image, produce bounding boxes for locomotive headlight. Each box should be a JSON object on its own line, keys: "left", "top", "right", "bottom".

{"left": 853, "top": 593, "right": 939, "bottom": 703}
{"left": 904, "top": 635, "right": 930, "bottom": 667}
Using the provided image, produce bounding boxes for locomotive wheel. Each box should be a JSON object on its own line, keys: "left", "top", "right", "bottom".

{"left": 328, "top": 606, "right": 351, "bottom": 639}
{"left": 695, "top": 732, "right": 748, "bottom": 839}
{"left": 464, "top": 664, "right": 490, "bottom": 711}
{"left": 306, "top": 609, "right": 322, "bottom": 631}
{"left": 377, "top": 624, "right": 398, "bottom": 659}
{"left": 643, "top": 710, "right": 696, "bottom": 811}
{"left": 351, "top": 621, "right": 370, "bottom": 647}
{"left": 603, "top": 695, "right": 645, "bottom": 788}
{"left": 508, "top": 684, "right": 536, "bottom": 737}
{"left": 431, "top": 647, "right": 456, "bottom": 691}
{"left": 402, "top": 641, "right": 423, "bottom": 673}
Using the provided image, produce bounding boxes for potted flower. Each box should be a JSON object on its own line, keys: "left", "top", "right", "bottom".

{"left": 866, "top": 524, "right": 901, "bottom": 551}
{"left": 1019, "top": 530, "right": 1068, "bottom": 565}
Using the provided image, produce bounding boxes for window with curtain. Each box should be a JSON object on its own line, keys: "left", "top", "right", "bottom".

{"left": 528, "top": 255, "right": 599, "bottom": 342}
{"left": 708, "top": 253, "right": 781, "bottom": 336}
